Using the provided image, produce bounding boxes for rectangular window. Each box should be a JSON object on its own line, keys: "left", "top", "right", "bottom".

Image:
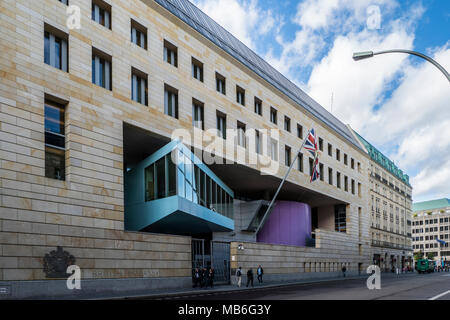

{"left": 44, "top": 25, "right": 68, "bottom": 72}
{"left": 328, "top": 143, "right": 332, "bottom": 157}
{"left": 284, "top": 116, "right": 291, "bottom": 132}
{"left": 344, "top": 176, "right": 348, "bottom": 191}
{"left": 217, "top": 111, "right": 226, "bottom": 139}
{"left": 92, "top": 0, "right": 111, "bottom": 29}
{"left": 285, "top": 146, "right": 291, "bottom": 167}
{"left": 255, "top": 130, "right": 261, "bottom": 154}
{"left": 254, "top": 97, "right": 262, "bottom": 116}
{"left": 297, "top": 124, "right": 303, "bottom": 139}
{"left": 237, "top": 121, "right": 246, "bottom": 148}
{"left": 336, "top": 172, "right": 341, "bottom": 189}
{"left": 131, "top": 68, "right": 148, "bottom": 106}
{"left": 319, "top": 138, "right": 323, "bottom": 151}
{"left": 351, "top": 179, "right": 355, "bottom": 195}
{"left": 192, "top": 57, "right": 204, "bottom": 82}
{"left": 328, "top": 167, "right": 333, "bottom": 185}
{"left": 45, "top": 100, "right": 65, "bottom": 181}
{"left": 163, "top": 40, "right": 178, "bottom": 67}
{"left": 270, "top": 139, "right": 278, "bottom": 161}
{"left": 319, "top": 163, "right": 324, "bottom": 181}
{"left": 59, "top": 0, "right": 68, "bottom": 4}
{"left": 270, "top": 107, "right": 277, "bottom": 124}
{"left": 131, "top": 19, "right": 147, "bottom": 49}
{"left": 336, "top": 149, "right": 341, "bottom": 161}
{"left": 92, "top": 48, "right": 112, "bottom": 90}
{"left": 192, "top": 99, "right": 204, "bottom": 130}
{"left": 236, "top": 86, "right": 245, "bottom": 106}
{"left": 309, "top": 158, "right": 314, "bottom": 176}
{"left": 216, "top": 72, "right": 226, "bottom": 95}
{"left": 164, "top": 84, "right": 178, "bottom": 119}
{"left": 335, "top": 204, "right": 347, "bottom": 233}
{"left": 351, "top": 158, "right": 355, "bottom": 169}
{"left": 298, "top": 153, "right": 303, "bottom": 172}
{"left": 344, "top": 154, "right": 348, "bottom": 165}
{"left": 358, "top": 182, "right": 362, "bottom": 197}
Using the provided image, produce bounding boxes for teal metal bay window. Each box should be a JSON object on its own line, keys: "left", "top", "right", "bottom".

{"left": 125, "top": 140, "right": 234, "bottom": 235}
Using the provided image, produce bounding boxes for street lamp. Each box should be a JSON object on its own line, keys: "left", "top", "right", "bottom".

{"left": 353, "top": 49, "right": 450, "bottom": 83}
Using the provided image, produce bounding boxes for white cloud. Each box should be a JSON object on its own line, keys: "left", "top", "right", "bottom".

{"left": 190, "top": 0, "right": 449, "bottom": 201}
{"left": 192, "top": 0, "right": 276, "bottom": 50}
{"left": 411, "top": 159, "right": 450, "bottom": 202}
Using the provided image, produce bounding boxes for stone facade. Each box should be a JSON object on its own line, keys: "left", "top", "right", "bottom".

{"left": 350, "top": 127, "right": 413, "bottom": 271}
{"left": 412, "top": 199, "right": 450, "bottom": 262}
{"left": 1, "top": 0, "right": 371, "bottom": 298}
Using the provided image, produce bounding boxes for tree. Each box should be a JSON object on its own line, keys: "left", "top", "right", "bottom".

{"left": 427, "top": 252, "right": 436, "bottom": 260}
{"left": 414, "top": 251, "right": 424, "bottom": 261}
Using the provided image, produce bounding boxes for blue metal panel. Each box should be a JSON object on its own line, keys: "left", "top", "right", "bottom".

{"left": 125, "top": 195, "right": 234, "bottom": 232}
{"left": 153, "top": 0, "right": 365, "bottom": 152}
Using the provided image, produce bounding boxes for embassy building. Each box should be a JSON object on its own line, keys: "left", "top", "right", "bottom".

{"left": 0, "top": 0, "right": 393, "bottom": 299}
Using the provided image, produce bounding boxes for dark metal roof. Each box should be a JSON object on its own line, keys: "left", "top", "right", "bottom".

{"left": 153, "top": 0, "right": 364, "bottom": 151}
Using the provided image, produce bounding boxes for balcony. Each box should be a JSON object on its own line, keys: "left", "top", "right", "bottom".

{"left": 371, "top": 240, "right": 412, "bottom": 251}
{"left": 125, "top": 140, "right": 234, "bottom": 235}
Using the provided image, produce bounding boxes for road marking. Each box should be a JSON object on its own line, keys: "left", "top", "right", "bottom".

{"left": 429, "top": 290, "right": 450, "bottom": 300}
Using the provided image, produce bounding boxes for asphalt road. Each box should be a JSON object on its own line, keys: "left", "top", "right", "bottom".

{"left": 155, "top": 272, "right": 450, "bottom": 300}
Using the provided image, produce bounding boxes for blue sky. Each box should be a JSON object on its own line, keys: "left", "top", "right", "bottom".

{"left": 193, "top": 0, "right": 450, "bottom": 202}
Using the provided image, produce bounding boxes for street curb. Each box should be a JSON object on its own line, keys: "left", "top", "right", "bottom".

{"left": 102, "top": 275, "right": 368, "bottom": 300}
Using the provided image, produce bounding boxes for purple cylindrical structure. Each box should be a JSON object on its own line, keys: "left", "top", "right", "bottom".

{"left": 257, "top": 201, "right": 312, "bottom": 246}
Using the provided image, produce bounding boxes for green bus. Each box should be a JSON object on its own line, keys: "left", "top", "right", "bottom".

{"left": 416, "top": 259, "right": 436, "bottom": 274}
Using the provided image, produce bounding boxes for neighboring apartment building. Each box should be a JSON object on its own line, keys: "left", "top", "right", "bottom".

{"left": 351, "top": 129, "right": 413, "bottom": 271}
{"left": 0, "top": 0, "right": 372, "bottom": 298}
{"left": 412, "top": 198, "right": 450, "bottom": 263}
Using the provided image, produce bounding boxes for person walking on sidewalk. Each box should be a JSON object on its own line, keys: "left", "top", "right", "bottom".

{"left": 193, "top": 268, "right": 201, "bottom": 288}
{"left": 207, "top": 268, "right": 215, "bottom": 288}
{"left": 236, "top": 267, "right": 242, "bottom": 287}
{"left": 342, "top": 264, "right": 347, "bottom": 278}
{"left": 246, "top": 268, "right": 254, "bottom": 287}
{"left": 257, "top": 265, "right": 264, "bottom": 284}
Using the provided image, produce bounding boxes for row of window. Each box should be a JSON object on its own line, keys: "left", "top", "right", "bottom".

{"left": 412, "top": 217, "right": 450, "bottom": 226}
{"left": 55, "top": 1, "right": 360, "bottom": 172}
{"left": 414, "top": 243, "right": 449, "bottom": 249}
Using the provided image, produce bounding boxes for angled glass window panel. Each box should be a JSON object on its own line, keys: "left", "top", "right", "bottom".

{"left": 206, "top": 175, "right": 211, "bottom": 208}
{"left": 156, "top": 157, "right": 166, "bottom": 199}
{"left": 199, "top": 170, "right": 205, "bottom": 207}
{"left": 211, "top": 180, "right": 217, "bottom": 210}
{"left": 185, "top": 155, "right": 193, "bottom": 183}
{"left": 168, "top": 154, "right": 177, "bottom": 197}
{"left": 145, "top": 163, "right": 155, "bottom": 201}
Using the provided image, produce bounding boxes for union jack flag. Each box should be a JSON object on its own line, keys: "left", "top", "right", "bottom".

{"left": 311, "top": 154, "right": 320, "bottom": 182}
{"left": 304, "top": 128, "right": 318, "bottom": 158}
{"left": 303, "top": 128, "right": 320, "bottom": 183}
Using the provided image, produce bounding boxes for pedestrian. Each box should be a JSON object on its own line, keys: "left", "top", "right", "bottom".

{"left": 205, "top": 268, "right": 214, "bottom": 288}
{"left": 193, "top": 268, "right": 201, "bottom": 288}
{"left": 246, "top": 268, "right": 254, "bottom": 287}
{"left": 342, "top": 265, "right": 347, "bottom": 278}
{"left": 257, "top": 265, "right": 264, "bottom": 284}
{"left": 200, "top": 267, "right": 207, "bottom": 288}
{"left": 236, "top": 266, "right": 242, "bottom": 287}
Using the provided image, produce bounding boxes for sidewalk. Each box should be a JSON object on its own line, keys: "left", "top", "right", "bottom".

{"left": 101, "top": 272, "right": 418, "bottom": 300}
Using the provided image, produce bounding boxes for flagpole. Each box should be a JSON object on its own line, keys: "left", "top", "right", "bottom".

{"left": 255, "top": 128, "right": 313, "bottom": 234}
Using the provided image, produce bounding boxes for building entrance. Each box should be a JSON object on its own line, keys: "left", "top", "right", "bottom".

{"left": 192, "top": 239, "right": 230, "bottom": 285}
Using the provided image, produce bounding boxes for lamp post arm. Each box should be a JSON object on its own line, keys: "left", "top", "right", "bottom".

{"left": 373, "top": 49, "right": 450, "bottom": 83}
